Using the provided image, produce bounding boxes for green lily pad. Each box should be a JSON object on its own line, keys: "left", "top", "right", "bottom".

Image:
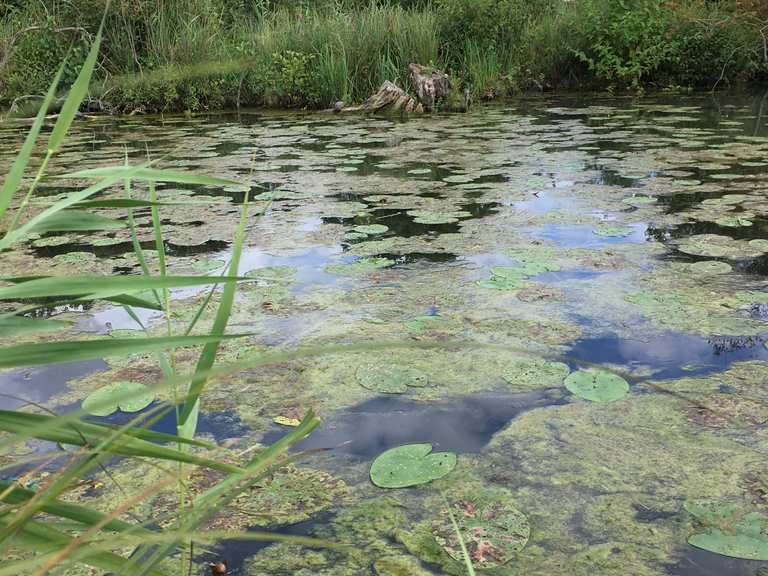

{"left": 623, "top": 196, "right": 658, "bottom": 207}
{"left": 685, "top": 501, "right": 768, "bottom": 560}
{"left": 82, "top": 381, "right": 155, "bottom": 417}
{"left": 343, "top": 231, "right": 369, "bottom": 241}
{"left": 592, "top": 226, "right": 633, "bottom": 238}
{"left": 32, "top": 235, "right": 72, "bottom": 248}
{"left": 490, "top": 266, "right": 531, "bottom": 281}
{"left": 352, "top": 224, "right": 389, "bottom": 235}
{"left": 356, "top": 363, "right": 429, "bottom": 394}
{"left": 503, "top": 359, "right": 570, "bottom": 389}
{"left": 408, "top": 210, "right": 471, "bottom": 225}
{"left": 370, "top": 443, "right": 456, "bottom": 488}
{"left": 715, "top": 217, "right": 753, "bottom": 228}
{"left": 564, "top": 370, "right": 629, "bottom": 402}
{"left": 432, "top": 486, "right": 530, "bottom": 569}
{"left": 325, "top": 257, "right": 394, "bottom": 275}
{"left": 689, "top": 261, "right": 733, "bottom": 275}
{"left": 676, "top": 234, "right": 768, "bottom": 259}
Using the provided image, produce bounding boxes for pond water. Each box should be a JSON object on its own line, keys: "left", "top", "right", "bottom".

{"left": 4, "top": 93, "right": 768, "bottom": 574}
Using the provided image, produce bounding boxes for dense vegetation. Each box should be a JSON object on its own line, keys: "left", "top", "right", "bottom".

{"left": 0, "top": 0, "right": 767, "bottom": 112}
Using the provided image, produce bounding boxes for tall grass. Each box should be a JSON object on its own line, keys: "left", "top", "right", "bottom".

{"left": 2, "top": 0, "right": 765, "bottom": 112}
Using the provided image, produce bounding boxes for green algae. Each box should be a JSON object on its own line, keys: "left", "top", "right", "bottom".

{"left": 325, "top": 257, "right": 394, "bottom": 275}
{"left": 152, "top": 464, "right": 349, "bottom": 531}
{"left": 564, "top": 370, "right": 629, "bottom": 402}
{"left": 370, "top": 443, "right": 457, "bottom": 488}
{"left": 431, "top": 483, "right": 531, "bottom": 569}
{"left": 625, "top": 287, "right": 766, "bottom": 336}
{"left": 689, "top": 260, "right": 733, "bottom": 275}
{"left": 245, "top": 497, "right": 422, "bottom": 575}
{"left": 592, "top": 226, "right": 633, "bottom": 238}
{"left": 502, "top": 358, "right": 570, "bottom": 390}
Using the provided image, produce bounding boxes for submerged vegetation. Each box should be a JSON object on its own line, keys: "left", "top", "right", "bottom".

{"left": 0, "top": 0, "right": 767, "bottom": 112}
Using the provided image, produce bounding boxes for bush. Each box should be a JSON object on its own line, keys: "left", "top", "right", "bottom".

{"left": 568, "top": 0, "right": 676, "bottom": 89}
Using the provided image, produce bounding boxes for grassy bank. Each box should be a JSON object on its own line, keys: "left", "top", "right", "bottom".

{"left": 1, "top": 0, "right": 767, "bottom": 113}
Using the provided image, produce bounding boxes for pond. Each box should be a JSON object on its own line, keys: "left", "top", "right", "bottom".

{"left": 3, "top": 92, "right": 768, "bottom": 575}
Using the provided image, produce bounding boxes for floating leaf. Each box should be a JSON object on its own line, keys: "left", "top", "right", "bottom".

{"left": 432, "top": 486, "right": 530, "bottom": 569}
{"left": 676, "top": 234, "right": 768, "bottom": 259}
{"left": 408, "top": 210, "right": 471, "bottom": 225}
{"left": 689, "top": 261, "right": 732, "bottom": 276}
{"left": 82, "top": 381, "right": 155, "bottom": 417}
{"left": 564, "top": 370, "right": 629, "bottom": 402}
{"left": 623, "top": 196, "right": 658, "bottom": 207}
{"left": 686, "top": 501, "right": 768, "bottom": 560}
{"left": 356, "top": 363, "right": 429, "bottom": 394}
{"left": 370, "top": 443, "right": 456, "bottom": 488}
{"left": 352, "top": 224, "right": 389, "bottom": 235}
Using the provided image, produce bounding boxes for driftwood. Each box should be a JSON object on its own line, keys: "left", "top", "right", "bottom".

{"left": 336, "top": 80, "right": 423, "bottom": 114}
{"left": 330, "top": 64, "right": 468, "bottom": 115}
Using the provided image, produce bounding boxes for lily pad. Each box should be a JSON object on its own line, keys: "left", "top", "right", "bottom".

{"left": 408, "top": 210, "right": 471, "bottom": 225}
{"left": 623, "top": 196, "right": 658, "bottom": 207}
{"left": 503, "top": 359, "right": 570, "bottom": 389}
{"left": 370, "top": 443, "right": 456, "bottom": 488}
{"left": 82, "top": 381, "right": 155, "bottom": 417}
{"left": 689, "top": 261, "right": 733, "bottom": 276}
{"left": 564, "top": 370, "right": 629, "bottom": 402}
{"left": 352, "top": 224, "right": 389, "bottom": 236}
{"left": 592, "top": 226, "right": 633, "bottom": 238}
{"left": 356, "top": 363, "right": 429, "bottom": 394}
{"left": 676, "top": 234, "right": 768, "bottom": 259}
{"left": 431, "top": 486, "right": 531, "bottom": 569}
{"left": 685, "top": 501, "right": 768, "bottom": 560}
{"left": 343, "top": 231, "right": 369, "bottom": 241}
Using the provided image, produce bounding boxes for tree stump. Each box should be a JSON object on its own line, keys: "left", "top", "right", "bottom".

{"left": 330, "top": 65, "right": 468, "bottom": 114}
{"left": 408, "top": 63, "right": 452, "bottom": 111}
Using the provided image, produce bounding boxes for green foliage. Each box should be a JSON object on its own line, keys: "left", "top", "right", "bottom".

{"left": 267, "top": 50, "right": 320, "bottom": 107}
{"left": 570, "top": 0, "right": 675, "bottom": 88}
{"left": 1, "top": 0, "right": 767, "bottom": 109}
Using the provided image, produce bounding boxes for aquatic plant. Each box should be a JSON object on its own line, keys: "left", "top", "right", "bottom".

{"left": 0, "top": 18, "right": 324, "bottom": 575}
{"left": 370, "top": 443, "right": 457, "bottom": 488}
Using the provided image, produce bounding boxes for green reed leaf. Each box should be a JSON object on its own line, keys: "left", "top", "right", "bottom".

{"left": 0, "top": 334, "right": 249, "bottom": 369}
{"left": 28, "top": 211, "right": 125, "bottom": 233}
{"left": 46, "top": 11, "right": 106, "bottom": 155}
{"left": 60, "top": 166, "right": 241, "bottom": 187}
{"left": 0, "top": 60, "right": 67, "bottom": 220}
{"left": 0, "top": 275, "right": 243, "bottom": 301}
